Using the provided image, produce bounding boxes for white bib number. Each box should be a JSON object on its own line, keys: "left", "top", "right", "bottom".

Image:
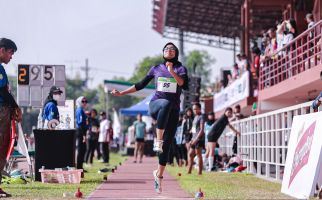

{"left": 157, "top": 77, "right": 177, "bottom": 93}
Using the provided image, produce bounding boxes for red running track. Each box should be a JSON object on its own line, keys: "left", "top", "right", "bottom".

{"left": 87, "top": 157, "right": 193, "bottom": 200}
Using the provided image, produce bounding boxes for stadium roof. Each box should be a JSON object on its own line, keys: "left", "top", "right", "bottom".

{"left": 152, "top": 0, "right": 291, "bottom": 50}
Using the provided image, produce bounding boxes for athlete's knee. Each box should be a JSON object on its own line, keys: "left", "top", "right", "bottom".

{"left": 160, "top": 99, "right": 171, "bottom": 110}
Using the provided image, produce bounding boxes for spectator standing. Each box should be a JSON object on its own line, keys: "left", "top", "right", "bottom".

{"left": 183, "top": 107, "right": 193, "bottom": 159}
{"left": 306, "top": 13, "right": 315, "bottom": 30}
{"left": 187, "top": 103, "right": 205, "bottom": 175}
{"left": 306, "top": 13, "right": 315, "bottom": 56}
{"left": 174, "top": 112, "right": 187, "bottom": 167}
{"left": 251, "top": 47, "right": 261, "bottom": 79}
{"left": 231, "top": 63, "right": 240, "bottom": 80}
{"left": 276, "top": 20, "right": 285, "bottom": 52}
{"left": 75, "top": 96, "right": 88, "bottom": 171}
{"left": 133, "top": 113, "right": 146, "bottom": 163}
{"left": 0, "top": 38, "right": 22, "bottom": 198}
{"left": 282, "top": 19, "right": 298, "bottom": 47}
{"left": 230, "top": 104, "right": 245, "bottom": 122}
{"left": 85, "top": 109, "right": 100, "bottom": 166}
{"left": 231, "top": 105, "right": 244, "bottom": 154}
{"left": 204, "top": 112, "right": 215, "bottom": 171}
{"left": 240, "top": 54, "right": 250, "bottom": 74}
{"left": 267, "top": 28, "right": 278, "bottom": 57}
{"left": 42, "top": 86, "right": 63, "bottom": 128}
{"left": 98, "top": 111, "right": 111, "bottom": 164}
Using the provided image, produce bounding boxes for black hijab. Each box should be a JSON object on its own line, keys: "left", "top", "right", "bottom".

{"left": 163, "top": 42, "right": 181, "bottom": 66}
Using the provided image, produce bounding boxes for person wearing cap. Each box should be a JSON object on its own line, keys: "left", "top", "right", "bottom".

{"left": 42, "top": 86, "right": 63, "bottom": 128}
{"left": 0, "top": 38, "right": 22, "bottom": 198}
{"left": 98, "top": 111, "right": 112, "bottom": 163}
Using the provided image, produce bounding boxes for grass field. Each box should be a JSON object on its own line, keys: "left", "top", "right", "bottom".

{"left": 2, "top": 153, "right": 127, "bottom": 199}
{"left": 167, "top": 165, "right": 292, "bottom": 199}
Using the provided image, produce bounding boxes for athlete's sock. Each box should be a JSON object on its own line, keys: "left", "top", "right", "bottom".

{"left": 208, "top": 157, "right": 214, "bottom": 171}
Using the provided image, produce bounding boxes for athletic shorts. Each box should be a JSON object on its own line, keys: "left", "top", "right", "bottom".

{"left": 136, "top": 138, "right": 145, "bottom": 143}
{"left": 190, "top": 140, "right": 205, "bottom": 149}
{"left": 207, "top": 133, "right": 222, "bottom": 143}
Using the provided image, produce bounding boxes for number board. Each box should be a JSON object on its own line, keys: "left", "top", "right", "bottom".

{"left": 17, "top": 64, "right": 66, "bottom": 107}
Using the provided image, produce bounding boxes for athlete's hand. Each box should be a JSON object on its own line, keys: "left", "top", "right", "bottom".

{"left": 236, "top": 131, "right": 241, "bottom": 136}
{"left": 111, "top": 89, "right": 122, "bottom": 96}
{"left": 166, "top": 61, "right": 174, "bottom": 72}
{"left": 190, "top": 139, "right": 197, "bottom": 146}
{"left": 13, "top": 107, "right": 22, "bottom": 122}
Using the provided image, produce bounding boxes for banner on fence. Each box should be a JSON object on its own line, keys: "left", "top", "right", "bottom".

{"left": 281, "top": 112, "right": 322, "bottom": 199}
{"left": 213, "top": 71, "right": 249, "bottom": 112}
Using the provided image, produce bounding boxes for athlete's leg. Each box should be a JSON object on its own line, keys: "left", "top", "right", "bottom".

{"left": 153, "top": 109, "right": 179, "bottom": 193}
{"left": 149, "top": 99, "right": 172, "bottom": 152}
{"left": 157, "top": 109, "right": 178, "bottom": 167}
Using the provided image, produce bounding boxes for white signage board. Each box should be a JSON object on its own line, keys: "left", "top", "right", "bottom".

{"left": 42, "top": 65, "right": 55, "bottom": 86}
{"left": 30, "top": 86, "right": 42, "bottom": 107}
{"left": 17, "top": 64, "right": 66, "bottom": 107}
{"left": 54, "top": 65, "right": 66, "bottom": 87}
{"left": 17, "top": 85, "right": 30, "bottom": 106}
{"left": 29, "top": 65, "right": 42, "bottom": 86}
{"left": 213, "top": 71, "right": 250, "bottom": 112}
{"left": 57, "top": 100, "right": 75, "bottom": 129}
{"left": 281, "top": 112, "right": 322, "bottom": 199}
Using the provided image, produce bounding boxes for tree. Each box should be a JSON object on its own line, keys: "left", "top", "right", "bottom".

{"left": 128, "top": 55, "right": 164, "bottom": 84}
{"left": 65, "top": 75, "right": 97, "bottom": 105}
{"left": 185, "top": 50, "right": 215, "bottom": 89}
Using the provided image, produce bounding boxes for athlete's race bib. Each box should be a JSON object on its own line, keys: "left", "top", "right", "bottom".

{"left": 157, "top": 77, "right": 177, "bottom": 93}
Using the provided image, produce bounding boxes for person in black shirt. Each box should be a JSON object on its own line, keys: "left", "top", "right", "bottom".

{"left": 84, "top": 109, "right": 100, "bottom": 165}
{"left": 206, "top": 107, "right": 240, "bottom": 171}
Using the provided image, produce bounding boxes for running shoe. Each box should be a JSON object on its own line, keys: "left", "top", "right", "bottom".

{"left": 153, "top": 170, "right": 163, "bottom": 194}
{"left": 153, "top": 140, "right": 163, "bottom": 153}
{"left": 0, "top": 188, "right": 11, "bottom": 198}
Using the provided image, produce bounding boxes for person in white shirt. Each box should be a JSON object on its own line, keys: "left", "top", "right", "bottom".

{"left": 98, "top": 111, "right": 112, "bottom": 163}
{"left": 306, "top": 13, "right": 315, "bottom": 30}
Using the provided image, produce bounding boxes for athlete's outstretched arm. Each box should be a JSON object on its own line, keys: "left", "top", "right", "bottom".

{"left": 111, "top": 75, "right": 154, "bottom": 96}
{"left": 111, "top": 85, "right": 137, "bottom": 96}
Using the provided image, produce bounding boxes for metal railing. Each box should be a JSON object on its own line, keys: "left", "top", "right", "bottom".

{"left": 218, "top": 101, "right": 321, "bottom": 181}
{"left": 259, "top": 20, "right": 322, "bottom": 90}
